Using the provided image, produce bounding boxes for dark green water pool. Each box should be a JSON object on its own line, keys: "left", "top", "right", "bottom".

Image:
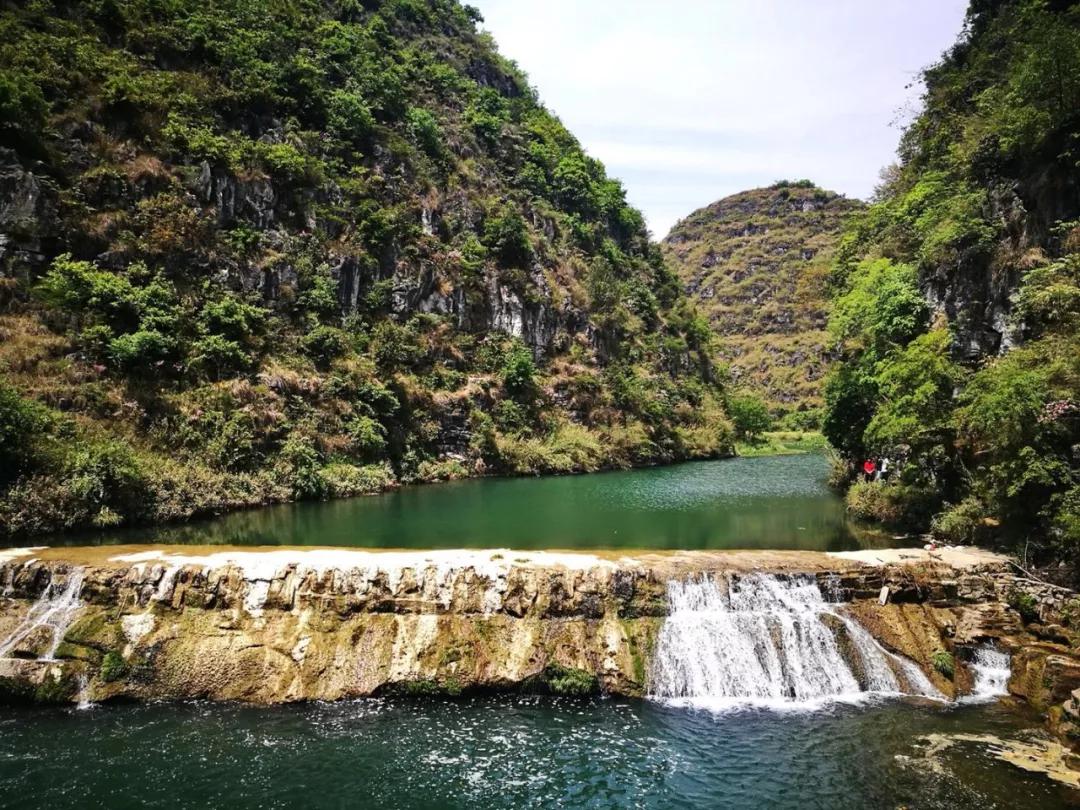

{"left": 0, "top": 696, "right": 1073, "bottom": 809}
{"left": 36, "top": 454, "right": 876, "bottom": 551}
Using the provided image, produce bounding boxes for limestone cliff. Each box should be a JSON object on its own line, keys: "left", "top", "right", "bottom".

{"left": 0, "top": 0, "right": 731, "bottom": 540}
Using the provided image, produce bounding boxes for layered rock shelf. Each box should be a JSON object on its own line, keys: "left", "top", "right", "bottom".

{"left": 0, "top": 544, "right": 1078, "bottom": 743}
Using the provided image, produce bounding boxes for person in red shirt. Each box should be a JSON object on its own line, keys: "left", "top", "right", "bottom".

{"left": 863, "top": 458, "right": 876, "bottom": 482}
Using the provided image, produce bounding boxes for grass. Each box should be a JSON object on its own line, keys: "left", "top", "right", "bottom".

{"left": 736, "top": 431, "right": 828, "bottom": 457}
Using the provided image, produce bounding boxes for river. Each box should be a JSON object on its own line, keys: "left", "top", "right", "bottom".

{"left": 0, "top": 697, "right": 1071, "bottom": 809}
{"left": 2, "top": 453, "right": 1075, "bottom": 808}
{"left": 32, "top": 454, "right": 882, "bottom": 552}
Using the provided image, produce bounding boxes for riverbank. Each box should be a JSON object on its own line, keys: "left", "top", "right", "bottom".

{"left": 735, "top": 431, "right": 828, "bottom": 458}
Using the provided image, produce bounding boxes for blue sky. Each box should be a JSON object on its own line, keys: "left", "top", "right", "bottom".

{"left": 472, "top": 0, "right": 970, "bottom": 238}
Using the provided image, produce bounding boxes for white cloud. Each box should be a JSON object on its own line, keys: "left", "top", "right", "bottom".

{"left": 473, "top": 0, "right": 969, "bottom": 237}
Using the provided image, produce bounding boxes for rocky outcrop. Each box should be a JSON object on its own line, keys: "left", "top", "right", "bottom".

{"left": 3, "top": 540, "right": 1079, "bottom": 755}
{"left": 1, "top": 545, "right": 1059, "bottom": 712}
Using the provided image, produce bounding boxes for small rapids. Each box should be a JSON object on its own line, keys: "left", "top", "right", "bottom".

{"left": 648, "top": 573, "right": 941, "bottom": 710}
{"left": 961, "top": 644, "right": 1011, "bottom": 703}
{"left": 0, "top": 568, "right": 84, "bottom": 661}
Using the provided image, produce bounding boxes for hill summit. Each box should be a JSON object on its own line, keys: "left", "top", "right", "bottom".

{"left": 662, "top": 182, "right": 862, "bottom": 424}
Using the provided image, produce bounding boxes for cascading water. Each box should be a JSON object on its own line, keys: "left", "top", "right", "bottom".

{"left": 0, "top": 568, "right": 85, "bottom": 661}
{"left": 648, "top": 573, "right": 942, "bottom": 709}
{"left": 961, "top": 644, "right": 1011, "bottom": 703}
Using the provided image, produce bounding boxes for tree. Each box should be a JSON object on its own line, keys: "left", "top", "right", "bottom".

{"left": 728, "top": 393, "right": 772, "bottom": 443}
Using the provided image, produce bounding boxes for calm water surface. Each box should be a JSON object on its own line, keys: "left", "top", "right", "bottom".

{"left": 35, "top": 455, "right": 878, "bottom": 551}
{"left": 0, "top": 696, "right": 1072, "bottom": 809}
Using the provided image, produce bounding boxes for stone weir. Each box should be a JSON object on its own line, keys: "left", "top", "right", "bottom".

{"left": 0, "top": 545, "right": 1077, "bottom": 726}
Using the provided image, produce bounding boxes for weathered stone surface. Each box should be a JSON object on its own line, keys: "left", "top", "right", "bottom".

{"left": 1, "top": 543, "right": 1073, "bottom": 735}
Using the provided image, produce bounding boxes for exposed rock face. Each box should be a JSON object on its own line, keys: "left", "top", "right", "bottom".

{"left": 2, "top": 545, "right": 1063, "bottom": 716}
{"left": 0, "top": 149, "right": 59, "bottom": 282}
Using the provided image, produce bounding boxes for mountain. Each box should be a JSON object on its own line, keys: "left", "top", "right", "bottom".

{"left": 0, "top": 0, "right": 731, "bottom": 538}
{"left": 823, "top": 0, "right": 1080, "bottom": 564}
{"left": 661, "top": 182, "right": 862, "bottom": 425}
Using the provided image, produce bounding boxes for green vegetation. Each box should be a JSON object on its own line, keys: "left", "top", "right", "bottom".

{"left": 735, "top": 431, "right": 828, "bottom": 458}
{"left": 1008, "top": 590, "right": 1040, "bottom": 624}
{"left": 662, "top": 185, "right": 863, "bottom": 424}
{"left": 824, "top": 0, "right": 1080, "bottom": 568}
{"left": 100, "top": 651, "right": 128, "bottom": 683}
{"left": 0, "top": 0, "right": 732, "bottom": 538}
{"left": 542, "top": 663, "right": 599, "bottom": 697}
{"left": 728, "top": 392, "right": 773, "bottom": 443}
{"left": 932, "top": 650, "right": 955, "bottom": 679}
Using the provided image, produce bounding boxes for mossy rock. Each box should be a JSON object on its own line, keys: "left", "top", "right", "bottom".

{"left": 1008, "top": 591, "right": 1039, "bottom": 624}
{"left": 0, "top": 673, "right": 77, "bottom": 705}
{"left": 63, "top": 610, "right": 121, "bottom": 651}
{"left": 53, "top": 641, "right": 103, "bottom": 664}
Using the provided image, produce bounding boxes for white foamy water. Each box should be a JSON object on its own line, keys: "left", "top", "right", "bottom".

{"left": 649, "top": 574, "right": 942, "bottom": 710}
{"left": 961, "top": 644, "right": 1011, "bottom": 703}
{"left": 75, "top": 673, "right": 94, "bottom": 711}
{"left": 0, "top": 568, "right": 84, "bottom": 661}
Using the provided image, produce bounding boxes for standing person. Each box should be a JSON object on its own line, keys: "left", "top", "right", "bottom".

{"left": 862, "top": 458, "right": 876, "bottom": 482}
{"left": 879, "top": 457, "right": 890, "bottom": 482}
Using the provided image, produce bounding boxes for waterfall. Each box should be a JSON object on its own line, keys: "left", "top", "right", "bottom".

{"left": 648, "top": 573, "right": 942, "bottom": 709}
{"left": 75, "top": 673, "right": 94, "bottom": 711}
{"left": 961, "top": 644, "right": 1011, "bottom": 703}
{"left": 0, "top": 568, "right": 84, "bottom": 661}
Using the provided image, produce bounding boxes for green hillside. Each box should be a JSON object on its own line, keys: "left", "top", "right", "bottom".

{"left": 0, "top": 0, "right": 731, "bottom": 538}
{"left": 824, "top": 0, "right": 1080, "bottom": 565}
{"left": 662, "top": 182, "right": 862, "bottom": 426}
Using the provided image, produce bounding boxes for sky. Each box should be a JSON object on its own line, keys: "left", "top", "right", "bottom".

{"left": 473, "top": 0, "right": 970, "bottom": 238}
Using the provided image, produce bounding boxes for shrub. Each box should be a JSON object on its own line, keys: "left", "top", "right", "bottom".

{"left": 930, "top": 498, "right": 989, "bottom": 545}
{"left": 302, "top": 326, "right": 349, "bottom": 368}
{"left": 319, "top": 462, "right": 394, "bottom": 498}
{"left": 348, "top": 416, "right": 388, "bottom": 460}
{"left": 845, "top": 481, "right": 937, "bottom": 530}
{"left": 543, "top": 423, "right": 603, "bottom": 473}
{"left": 0, "top": 69, "right": 46, "bottom": 143}
{"left": 405, "top": 106, "right": 444, "bottom": 158}
{"left": 0, "top": 382, "right": 51, "bottom": 485}
{"left": 543, "top": 663, "right": 598, "bottom": 696}
{"left": 278, "top": 435, "right": 325, "bottom": 500}
{"left": 482, "top": 207, "right": 532, "bottom": 269}
{"left": 500, "top": 341, "right": 536, "bottom": 396}
{"left": 69, "top": 440, "right": 146, "bottom": 505}
{"left": 416, "top": 458, "right": 468, "bottom": 482}
{"left": 188, "top": 334, "right": 253, "bottom": 379}
{"left": 109, "top": 328, "right": 176, "bottom": 372}
{"left": 327, "top": 86, "right": 375, "bottom": 146}
{"left": 371, "top": 321, "right": 420, "bottom": 369}
{"left": 931, "top": 650, "right": 955, "bottom": 679}
{"left": 100, "top": 651, "right": 128, "bottom": 683}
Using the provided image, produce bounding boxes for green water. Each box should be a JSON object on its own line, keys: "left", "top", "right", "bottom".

{"left": 0, "top": 697, "right": 1073, "bottom": 809}
{"left": 36, "top": 454, "right": 875, "bottom": 551}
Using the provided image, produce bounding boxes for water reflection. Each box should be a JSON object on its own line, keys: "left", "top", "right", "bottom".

{"left": 30, "top": 455, "right": 894, "bottom": 552}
